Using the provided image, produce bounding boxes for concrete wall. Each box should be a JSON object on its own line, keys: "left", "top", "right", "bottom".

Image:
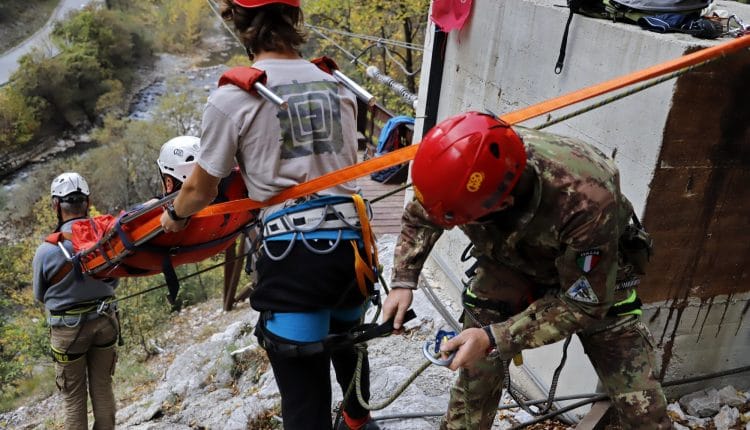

{"left": 411, "top": 0, "right": 750, "bottom": 399}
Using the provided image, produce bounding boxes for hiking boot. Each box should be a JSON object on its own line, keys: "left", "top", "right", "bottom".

{"left": 336, "top": 416, "right": 381, "bottom": 430}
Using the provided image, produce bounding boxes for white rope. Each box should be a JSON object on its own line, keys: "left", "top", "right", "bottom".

{"left": 384, "top": 45, "right": 420, "bottom": 77}
{"left": 306, "top": 25, "right": 368, "bottom": 67}
{"left": 305, "top": 24, "right": 424, "bottom": 51}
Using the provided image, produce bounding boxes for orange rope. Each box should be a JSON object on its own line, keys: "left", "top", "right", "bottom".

{"left": 194, "top": 34, "right": 750, "bottom": 219}
{"left": 85, "top": 35, "right": 750, "bottom": 273}
{"left": 500, "top": 35, "right": 750, "bottom": 124}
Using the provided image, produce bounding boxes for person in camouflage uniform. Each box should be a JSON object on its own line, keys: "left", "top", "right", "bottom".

{"left": 382, "top": 112, "right": 669, "bottom": 429}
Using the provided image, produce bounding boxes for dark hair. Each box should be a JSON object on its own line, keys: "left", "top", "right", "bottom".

{"left": 220, "top": 0, "right": 306, "bottom": 59}
{"left": 56, "top": 193, "right": 89, "bottom": 216}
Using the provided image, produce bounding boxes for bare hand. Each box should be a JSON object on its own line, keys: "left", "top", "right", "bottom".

{"left": 382, "top": 288, "right": 413, "bottom": 332}
{"left": 440, "top": 327, "right": 491, "bottom": 371}
{"left": 160, "top": 210, "right": 189, "bottom": 233}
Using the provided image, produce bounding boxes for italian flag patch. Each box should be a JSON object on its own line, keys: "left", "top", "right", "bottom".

{"left": 576, "top": 249, "right": 602, "bottom": 273}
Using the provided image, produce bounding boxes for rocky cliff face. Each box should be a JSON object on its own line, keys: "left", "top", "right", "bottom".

{"left": 5, "top": 235, "right": 746, "bottom": 429}
{"left": 114, "top": 234, "right": 455, "bottom": 429}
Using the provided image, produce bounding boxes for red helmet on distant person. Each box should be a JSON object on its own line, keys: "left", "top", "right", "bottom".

{"left": 411, "top": 112, "right": 527, "bottom": 228}
{"left": 233, "top": 0, "right": 300, "bottom": 7}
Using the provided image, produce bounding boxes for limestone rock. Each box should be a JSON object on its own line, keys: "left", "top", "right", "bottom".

{"left": 667, "top": 401, "right": 686, "bottom": 421}
{"left": 684, "top": 414, "right": 709, "bottom": 429}
{"left": 717, "top": 385, "right": 747, "bottom": 408}
{"left": 680, "top": 388, "right": 721, "bottom": 418}
{"left": 712, "top": 405, "right": 739, "bottom": 430}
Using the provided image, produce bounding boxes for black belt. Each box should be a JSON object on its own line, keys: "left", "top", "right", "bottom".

{"left": 256, "top": 309, "right": 417, "bottom": 358}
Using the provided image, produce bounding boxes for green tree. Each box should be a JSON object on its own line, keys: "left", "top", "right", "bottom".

{"left": 52, "top": 8, "right": 152, "bottom": 85}
{"left": 88, "top": 120, "right": 171, "bottom": 212}
{"left": 0, "top": 86, "right": 40, "bottom": 150}
{"left": 0, "top": 197, "right": 58, "bottom": 406}
{"left": 153, "top": 77, "right": 204, "bottom": 136}
{"left": 95, "top": 79, "right": 128, "bottom": 118}
{"left": 152, "top": 0, "right": 210, "bottom": 53}
{"left": 304, "top": 0, "right": 430, "bottom": 114}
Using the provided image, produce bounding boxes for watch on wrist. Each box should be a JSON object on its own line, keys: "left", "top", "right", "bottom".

{"left": 166, "top": 204, "right": 188, "bottom": 222}
{"left": 483, "top": 325, "right": 497, "bottom": 350}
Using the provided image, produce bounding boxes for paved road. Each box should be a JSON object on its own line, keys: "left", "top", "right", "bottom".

{"left": 0, "top": 0, "right": 97, "bottom": 84}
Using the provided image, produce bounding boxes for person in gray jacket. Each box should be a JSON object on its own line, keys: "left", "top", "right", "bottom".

{"left": 32, "top": 172, "right": 119, "bottom": 430}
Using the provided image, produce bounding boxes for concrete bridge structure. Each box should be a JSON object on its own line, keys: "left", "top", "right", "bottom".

{"left": 407, "top": 0, "right": 750, "bottom": 418}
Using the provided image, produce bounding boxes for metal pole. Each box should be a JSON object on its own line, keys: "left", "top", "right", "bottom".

{"left": 120, "top": 193, "right": 178, "bottom": 225}
{"left": 332, "top": 70, "right": 376, "bottom": 106}
{"left": 253, "top": 82, "right": 288, "bottom": 110}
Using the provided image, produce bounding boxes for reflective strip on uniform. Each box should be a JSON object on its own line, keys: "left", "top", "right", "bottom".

{"left": 50, "top": 345, "right": 85, "bottom": 363}
{"left": 612, "top": 290, "right": 642, "bottom": 316}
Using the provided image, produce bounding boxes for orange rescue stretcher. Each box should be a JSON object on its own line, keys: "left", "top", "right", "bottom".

{"left": 77, "top": 171, "right": 253, "bottom": 277}
{"left": 53, "top": 170, "right": 256, "bottom": 302}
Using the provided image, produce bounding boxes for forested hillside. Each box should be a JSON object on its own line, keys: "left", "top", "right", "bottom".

{"left": 0, "top": 0, "right": 429, "bottom": 421}
{"left": 0, "top": 0, "right": 58, "bottom": 54}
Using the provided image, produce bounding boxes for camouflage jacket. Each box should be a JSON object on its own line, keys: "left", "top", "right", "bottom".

{"left": 391, "top": 126, "right": 636, "bottom": 358}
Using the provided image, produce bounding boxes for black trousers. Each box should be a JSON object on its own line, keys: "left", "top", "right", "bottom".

{"left": 266, "top": 318, "right": 371, "bottom": 430}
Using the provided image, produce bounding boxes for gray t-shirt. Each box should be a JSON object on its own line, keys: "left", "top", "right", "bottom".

{"left": 32, "top": 219, "right": 118, "bottom": 312}
{"left": 198, "top": 58, "right": 359, "bottom": 217}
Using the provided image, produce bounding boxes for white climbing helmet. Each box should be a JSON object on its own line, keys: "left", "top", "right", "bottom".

{"left": 50, "top": 172, "right": 90, "bottom": 198}
{"left": 157, "top": 136, "right": 201, "bottom": 182}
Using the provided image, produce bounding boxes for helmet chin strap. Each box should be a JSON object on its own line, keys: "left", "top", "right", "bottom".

{"left": 158, "top": 164, "right": 169, "bottom": 196}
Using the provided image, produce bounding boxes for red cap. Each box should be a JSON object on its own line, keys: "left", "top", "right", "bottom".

{"left": 233, "top": 0, "right": 300, "bottom": 7}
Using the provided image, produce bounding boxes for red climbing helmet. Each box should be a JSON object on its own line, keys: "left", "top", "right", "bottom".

{"left": 411, "top": 112, "right": 527, "bottom": 228}
{"left": 233, "top": 0, "right": 300, "bottom": 7}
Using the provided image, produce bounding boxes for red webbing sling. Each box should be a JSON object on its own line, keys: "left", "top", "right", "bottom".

{"left": 83, "top": 35, "right": 750, "bottom": 273}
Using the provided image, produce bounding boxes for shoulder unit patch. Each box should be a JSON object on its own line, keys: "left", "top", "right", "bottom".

{"left": 576, "top": 249, "right": 602, "bottom": 273}
{"left": 566, "top": 277, "right": 599, "bottom": 304}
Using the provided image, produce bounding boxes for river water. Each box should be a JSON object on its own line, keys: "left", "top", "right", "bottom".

{"left": 1, "top": 46, "right": 241, "bottom": 192}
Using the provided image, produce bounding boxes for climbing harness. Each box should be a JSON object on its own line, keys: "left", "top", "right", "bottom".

{"left": 260, "top": 194, "right": 379, "bottom": 299}
{"left": 255, "top": 309, "right": 418, "bottom": 359}
{"left": 262, "top": 196, "right": 366, "bottom": 242}
{"left": 48, "top": 298, "right": 122, "bottom": 363}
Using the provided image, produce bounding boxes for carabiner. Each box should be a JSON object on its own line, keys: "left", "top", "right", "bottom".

{"left": 422, "top": 330, "right": 457, "bottom": 367}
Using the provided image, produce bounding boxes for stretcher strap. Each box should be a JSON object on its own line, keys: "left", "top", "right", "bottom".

{"left": 350, "top": 194, "right": 379, "bottom": 297}
{"left": 161, "top": 255, "right": 179, "bottom": 305}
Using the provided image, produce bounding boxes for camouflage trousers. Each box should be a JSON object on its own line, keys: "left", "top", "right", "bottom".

{"left": 441, "top": 305, "right": 670, "bottom": 430}
{"left": 50, "top": 314, "right": 118, "bottom": 430}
